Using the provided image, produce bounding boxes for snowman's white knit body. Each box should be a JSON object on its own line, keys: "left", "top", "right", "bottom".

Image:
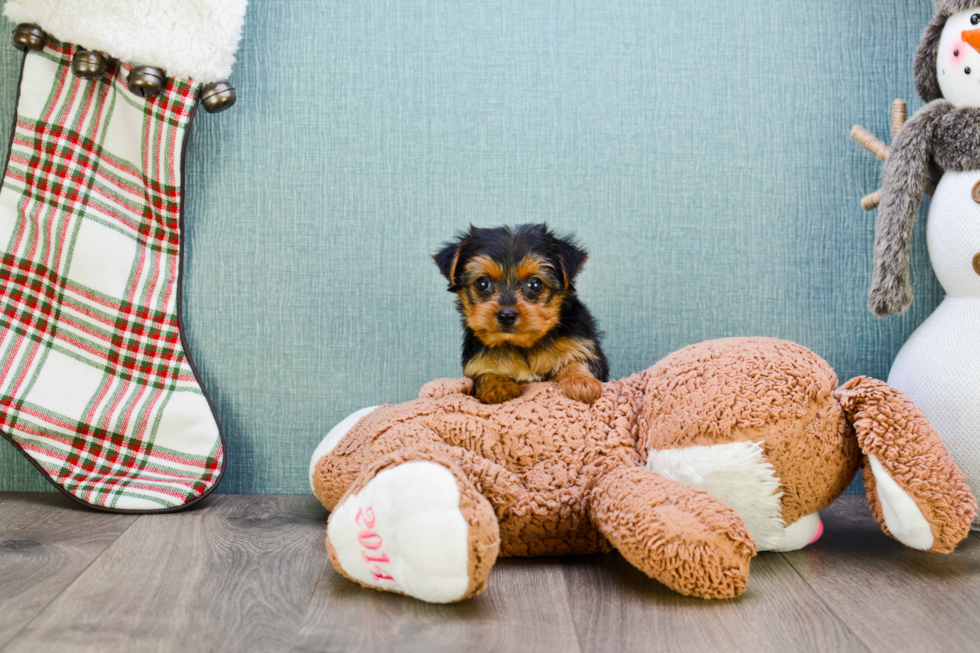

{"left": 889, "top": 169, "right": 980, "bottom": 529}
{"left": 884, "top": 7, "right": 980, "bottom": 529}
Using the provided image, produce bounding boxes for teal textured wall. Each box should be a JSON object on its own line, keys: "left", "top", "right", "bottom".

{"left": 0, "top": 0, "right": 941, "bottom": 494}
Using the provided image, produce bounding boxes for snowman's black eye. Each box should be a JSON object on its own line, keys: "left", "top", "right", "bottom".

{"left": 972, "top": 13, "right": 980, "bottom": 25}
{"left": 968, "top": 67, "right": 973, "bottom": 75}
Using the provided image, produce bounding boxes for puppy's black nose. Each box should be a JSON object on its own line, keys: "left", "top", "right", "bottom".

{"left": 496, "top": 308, "right": 518, "bottom": 326}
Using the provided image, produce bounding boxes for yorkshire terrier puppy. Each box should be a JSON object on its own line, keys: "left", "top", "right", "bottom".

{"left": 434, "top": 224, "right": 609, "bottom": 405}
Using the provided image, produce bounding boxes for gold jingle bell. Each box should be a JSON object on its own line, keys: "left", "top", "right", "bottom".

{"left": 200, "top": 81, "right": 237, "bottom": 114}
{"left": 71, "top": 50, "right": 108, "bottom": 79}
{"left": 11, "top": 23, "right": 45, "bottom": 52}
{"left": 128, "top": 66, "right": 166, "bottom": 99}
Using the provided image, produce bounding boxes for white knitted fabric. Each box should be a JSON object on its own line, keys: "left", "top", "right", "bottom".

{"left": 888, "top": 170, "right": 980, "bottom": 529}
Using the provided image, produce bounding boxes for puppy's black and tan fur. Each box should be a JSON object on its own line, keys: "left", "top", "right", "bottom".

{"left": 434, "top": 224, "right": 609, "bottom": 405}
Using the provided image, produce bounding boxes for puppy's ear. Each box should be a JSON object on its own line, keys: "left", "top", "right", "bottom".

{"left": 551, "top": 234, "right": 588, "bottom": 289}
{"left": 433, "top": 237, "right": 468, "bottom": 289}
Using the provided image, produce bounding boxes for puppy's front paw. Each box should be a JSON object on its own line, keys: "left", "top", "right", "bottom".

{"left": 475, "top": 375, "right": 523, "bottom": 404}
{"left": 559, "top": 374, "right": 602, "bottom": 404}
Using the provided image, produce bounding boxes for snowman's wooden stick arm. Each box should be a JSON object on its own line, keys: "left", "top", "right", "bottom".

{"left": 851, "top": 100, "right": 909, "bottom": 211}
{"left": 851, "top": 126, "right": 889, "bottom": 162}
{"left": 869, "top": 101, "right": 948, "bottom": 317}
{"left": 892, "top": 98, "right": 907, "bottom": 139}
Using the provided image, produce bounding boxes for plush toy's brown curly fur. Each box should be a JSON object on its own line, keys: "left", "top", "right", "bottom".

{"left": 313, "top": 338, "right": 976, "bottom": 602}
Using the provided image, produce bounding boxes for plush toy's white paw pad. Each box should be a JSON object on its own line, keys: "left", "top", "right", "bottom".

{"left": 309, "top": 406, "right": 379, "bottom": 490}
{"left": 328, "top": 461, "right": 471, "bottom": 603}
{"left": 868, "top": 454, "right": 934, "bottom": 551}
{"left": 767, "top": 512, "right": 823, "bottom": 552}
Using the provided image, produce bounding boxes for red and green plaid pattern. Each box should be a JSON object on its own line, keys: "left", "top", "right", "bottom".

{"left": 0, "top": 41, "right": 224, "bottom": 511}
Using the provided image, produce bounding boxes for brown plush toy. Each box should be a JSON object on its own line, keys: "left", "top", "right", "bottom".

{"left": 309, "top": 338, "right": 976, "bottom": 602}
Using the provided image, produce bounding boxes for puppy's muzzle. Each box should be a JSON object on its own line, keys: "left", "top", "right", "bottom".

{"left": 496, "top": 308, "right": 518, "bottom": 327}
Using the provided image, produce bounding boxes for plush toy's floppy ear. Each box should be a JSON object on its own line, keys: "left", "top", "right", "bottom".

{"left": 551, "top": 232, "right": 588, "bottom": 289}
{"left": 433, "top": 236, "right": 469, "bottom": 289}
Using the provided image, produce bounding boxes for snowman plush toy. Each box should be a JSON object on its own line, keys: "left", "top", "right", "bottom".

{"left": 870, "top": 0, "right": 980, "bottom": 528}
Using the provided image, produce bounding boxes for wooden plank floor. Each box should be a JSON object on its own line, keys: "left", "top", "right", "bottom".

{"left": 1, "top": 493, "right": 978, "bottom": 653}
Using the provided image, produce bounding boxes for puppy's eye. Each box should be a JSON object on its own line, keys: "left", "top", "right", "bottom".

{"left": 973, "top": 13, "right": 979, "bottom": 25}
{"left": 475, "top": 277, "right": 492, "bottom": 293}
{"left": 524, "top": 277, "right": 544, "bottom": 296}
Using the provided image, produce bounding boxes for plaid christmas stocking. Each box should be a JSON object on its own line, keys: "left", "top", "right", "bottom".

{"left": 0, "top": 1, "right": 248, "bottom": 512}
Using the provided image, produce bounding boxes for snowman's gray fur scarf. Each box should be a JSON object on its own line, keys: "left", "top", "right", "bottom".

{"left": 871, "top": 102, "right": 980, "bottom": 316}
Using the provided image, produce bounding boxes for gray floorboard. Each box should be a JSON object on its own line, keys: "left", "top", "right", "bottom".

{"left": 2, "top": 495, "right": 327, "bottom": 653}
{"left": 783, "top": 496, "right": 980, "bottom": 653}
{"left": 1, "top": 492, "right": 976, "bottom": 653}
{"left": 562, "top": 550, "right": 867, "bottom": 653}
{"left": 0, "top": 493, "right": 137, "bottom": 649}
{"left": 291, "top": 556, "right": 582, "bottom": 653}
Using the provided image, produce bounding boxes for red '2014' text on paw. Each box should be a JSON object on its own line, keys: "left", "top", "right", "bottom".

{"left": 355, "top": 507, "right": 395, "bottom": 582}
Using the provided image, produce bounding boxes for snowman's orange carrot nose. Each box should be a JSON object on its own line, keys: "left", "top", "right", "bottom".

{"left": 963, "top": 29, "right": 980, "bottom": 53}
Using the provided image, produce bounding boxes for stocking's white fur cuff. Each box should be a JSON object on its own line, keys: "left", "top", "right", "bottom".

{"left": 4, "top": 0, "right": 248, "bottom": 83}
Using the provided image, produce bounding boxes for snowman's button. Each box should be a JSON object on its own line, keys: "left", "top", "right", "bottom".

{"left": 973, "top": 180, "right": 980, "bottom": 204}
{"left": 973, "top": 253, "right": 980, "bottom": 276}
